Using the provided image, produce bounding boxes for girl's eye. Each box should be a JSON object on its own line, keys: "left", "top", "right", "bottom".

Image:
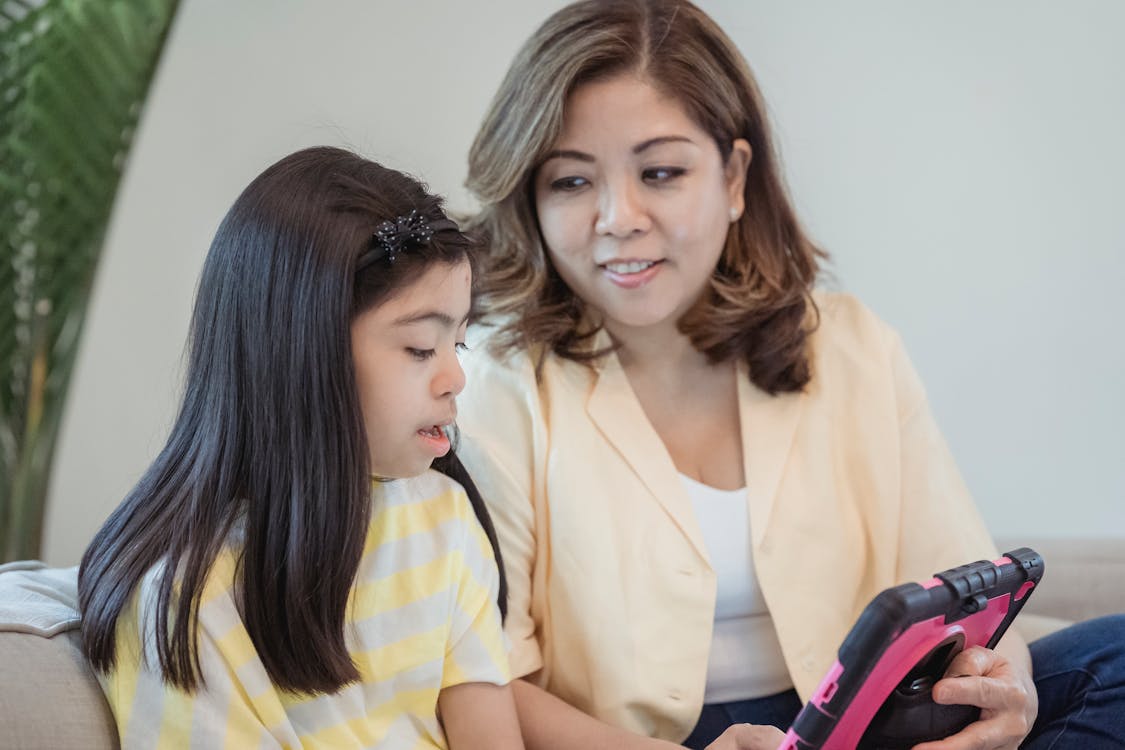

{"left": 642, "top": 166, "right": 686, "bottom": 183}
{"left": 549, "top": 175, "right": 590, "bottom": 192}
{"left": 406, "top": 348, "right": 435, "bottom": 361}
{"left": 456, "top": 342, "right": 470, "bottom": 354}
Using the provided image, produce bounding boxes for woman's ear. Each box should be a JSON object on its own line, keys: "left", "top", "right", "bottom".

{"left": 725, "top": 138, "right": 752, "bottom": 221}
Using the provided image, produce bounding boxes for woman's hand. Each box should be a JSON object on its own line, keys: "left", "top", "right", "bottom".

{"left": 913, "top": 645, "right": 1037, "bottom": 750}
{"left": 703, "top": 723, "right": 785, "bottom": 750}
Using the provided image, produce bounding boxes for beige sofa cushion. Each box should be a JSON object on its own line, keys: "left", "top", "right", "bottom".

{"left": 0, "top": 629, "right": 118, "bottom": 749}
{"left": 0, "top": 562, "right": 118, "bottom": 749}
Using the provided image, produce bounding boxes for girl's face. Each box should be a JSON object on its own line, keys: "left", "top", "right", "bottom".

{"left": 534, "top": 74, "right": 751, "bottom": 340}
{"left": 351, "top": 259, "right": 470, "bottom": 479}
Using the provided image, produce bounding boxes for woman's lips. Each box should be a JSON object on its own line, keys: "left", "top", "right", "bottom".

{"left": 600, "top": 259, "right": 663, "bottom": 289}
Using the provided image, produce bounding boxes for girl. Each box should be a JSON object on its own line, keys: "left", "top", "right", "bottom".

{"left": 78, "top": 147, "right": 524, "bottom": 749}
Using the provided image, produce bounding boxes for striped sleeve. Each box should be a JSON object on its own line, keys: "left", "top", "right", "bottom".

{"left": 440, "top": 494, "right": 511, "bottom": 690}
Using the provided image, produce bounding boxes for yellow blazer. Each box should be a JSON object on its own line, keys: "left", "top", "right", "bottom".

{"left": 457, "top": 292, "right": 997, "bottom": 742}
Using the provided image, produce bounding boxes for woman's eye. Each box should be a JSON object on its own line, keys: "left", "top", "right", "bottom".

{"left": 456, "top": 342, "right": 470, "bottom": 354}
{"left": 642, "top": 166, "right": 686, "bottom": 183}
{"left": 406, "top": 348, "right": 435, "bottom": 361}
{"left": 549, "top": 175, "right": 590, "bottom": 192}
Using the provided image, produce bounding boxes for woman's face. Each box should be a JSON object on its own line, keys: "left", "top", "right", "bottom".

{"left": 534, "top": 73, "right": 750, "bottom": 339}
{"left": 351, "top": 259, "right": 470, "bottom": 479}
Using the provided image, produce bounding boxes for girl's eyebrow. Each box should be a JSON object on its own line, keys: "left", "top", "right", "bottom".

{"left": 392, "top": 310, "right": 471, "bottom": 329}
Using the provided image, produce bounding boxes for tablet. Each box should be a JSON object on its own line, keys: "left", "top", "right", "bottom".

{"left": 778, "top": 547, "right": 1044, "bottom": 750}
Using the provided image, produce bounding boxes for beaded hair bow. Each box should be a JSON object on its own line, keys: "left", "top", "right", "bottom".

{"left": 357, "top": 209, "right": 457, "bottom": 270}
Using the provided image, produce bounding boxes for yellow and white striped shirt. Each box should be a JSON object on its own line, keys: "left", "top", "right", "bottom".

{"left": 99, "top": 470, "right": 510, "bottom": 749}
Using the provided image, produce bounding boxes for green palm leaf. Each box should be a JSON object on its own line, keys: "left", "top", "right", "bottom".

{"left": 1, "top": 0, "right": 180, "bottom": 561}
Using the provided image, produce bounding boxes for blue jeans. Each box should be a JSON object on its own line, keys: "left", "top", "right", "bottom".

{"left": 1023, "top": 614, "right": 1125, "bottom": 748}
{"left": 682, "top": 689, "right": 802, "bottom": 748}
{"left": 683, "top": 615, "right": 1125, "bottom": 749}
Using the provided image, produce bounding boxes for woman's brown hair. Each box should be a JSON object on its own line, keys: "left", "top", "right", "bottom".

{"left": 466, "top": 0, "right": 826, "bottom": 394}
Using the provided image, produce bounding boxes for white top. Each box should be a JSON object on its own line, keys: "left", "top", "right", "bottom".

{"left": 681, "top": 473, "right": 793, "bottom": 703}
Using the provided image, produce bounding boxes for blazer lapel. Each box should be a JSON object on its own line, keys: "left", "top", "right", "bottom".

{"left": 738, "top": 360, "right": 806, "bottom": 550}
{"left": 586, "top": 347, "right": 711, "bottom": 565}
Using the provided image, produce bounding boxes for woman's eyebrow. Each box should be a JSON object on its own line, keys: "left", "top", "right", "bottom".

{"left": 543, "top": 136, "right": 696, "bottom": 162}
{"left": 542, "top": 148, "right": 594, "bottom": 163}
{"left": 633, "top": 135, "right": 694, "bottom": 154}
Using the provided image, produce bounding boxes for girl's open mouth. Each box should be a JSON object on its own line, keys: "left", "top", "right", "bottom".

{"left": 417, "top": 425, "right": 451, "bottom": 456}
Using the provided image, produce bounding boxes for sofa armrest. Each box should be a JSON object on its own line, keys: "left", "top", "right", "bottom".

{"left": 0, "top": 629, "right": 119, "bottom": 749}
{"left": 0, "top": 562, "right": 119, "bottom": 748}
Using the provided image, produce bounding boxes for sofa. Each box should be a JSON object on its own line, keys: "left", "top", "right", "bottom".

{"left": 2, "top": 539, "right": 1123, "bottom": 749}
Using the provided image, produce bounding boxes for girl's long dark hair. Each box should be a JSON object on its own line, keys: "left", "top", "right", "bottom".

{"left": 79, "top": 147, "right": 505, "bottom": 694}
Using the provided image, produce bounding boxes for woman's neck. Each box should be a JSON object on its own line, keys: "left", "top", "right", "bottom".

{"left": 604, "top": 317, "right": 744, "bottom": 490}
{"left": 604, "top": 318, "right": 714, "bottom": 385}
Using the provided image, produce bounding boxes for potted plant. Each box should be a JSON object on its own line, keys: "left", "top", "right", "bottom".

{"left": 1, "top": 0, "right": 179, "bottom": 561}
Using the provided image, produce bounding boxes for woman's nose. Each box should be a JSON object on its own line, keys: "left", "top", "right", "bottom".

{"left": 594, "top": 178, "right": 650, "bottom": 237}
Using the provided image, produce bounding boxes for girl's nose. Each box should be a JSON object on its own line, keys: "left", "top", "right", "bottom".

{"left": 435, "top": 350, "right": 466, "bottom": 398}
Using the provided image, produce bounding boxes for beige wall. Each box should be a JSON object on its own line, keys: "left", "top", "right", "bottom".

{"left": 42, "top": 1, "right": 1125, "bottom": 565}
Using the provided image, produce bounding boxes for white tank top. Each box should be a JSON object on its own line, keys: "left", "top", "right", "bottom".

{"left": 680, "top": 473, "right": 793, "bottom": 702}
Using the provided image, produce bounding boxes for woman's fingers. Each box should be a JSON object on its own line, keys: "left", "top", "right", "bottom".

{"left": 913, "top": 646, "right": 1034, "bottom": 750}
{"left": 704, "top": 723, "right": 786, "bottom": 750}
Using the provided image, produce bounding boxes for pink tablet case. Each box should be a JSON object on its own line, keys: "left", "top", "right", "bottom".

{"left": 778, "top": 548, "right": 1043, "bottom": 750}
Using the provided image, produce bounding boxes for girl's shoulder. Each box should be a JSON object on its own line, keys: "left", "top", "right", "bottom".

{"left": 368, "top": 471, "right": 483, "bottom": 549}
{"left": 360, "top": 472, "right": 499, "bottom": 611}
{"left": 376, "top": 469, "right": 472, "bottom": 509}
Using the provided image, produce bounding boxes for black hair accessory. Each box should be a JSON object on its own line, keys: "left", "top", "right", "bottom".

{"left": 356, "top": 209, "right": 459, "bottom": 270}
{"left": 374, "top": 209, "right": 432, "bottom": 263}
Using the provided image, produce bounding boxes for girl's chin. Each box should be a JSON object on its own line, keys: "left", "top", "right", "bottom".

{"left": 368, "top": 458, "right": 430, "bottom": 482}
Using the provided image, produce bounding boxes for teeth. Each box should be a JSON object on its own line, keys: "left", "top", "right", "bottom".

{"left": 604, "top": 260, "right": 656, "bottom": 274}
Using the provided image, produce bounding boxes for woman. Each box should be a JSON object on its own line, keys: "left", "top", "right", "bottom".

{"left": 457, "top": 1, "right": 1125, "bottom": 748}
